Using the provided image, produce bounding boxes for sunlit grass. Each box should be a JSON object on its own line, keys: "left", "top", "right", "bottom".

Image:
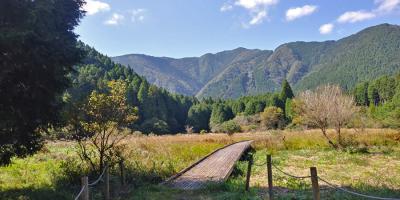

{"left": 0, "top": 128, "right": 399, "bottom": 199}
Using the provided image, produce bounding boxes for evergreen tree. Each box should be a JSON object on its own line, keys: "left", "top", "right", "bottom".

{"left": 187, "top": 104, "right": 212, "bottom": 132}
{"left": 210, "top": 104, "right": 234, "bottom": 125}
{"left": 0, "top": 0, "right": 84, "bottom": 165}
{"left": 280, "top": 79, "right": 295, "bottom": 101}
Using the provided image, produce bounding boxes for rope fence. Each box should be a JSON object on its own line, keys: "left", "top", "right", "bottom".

{"left": 72, "top": 160, "right": 127, "bottom": 200}
{"left": 88, "top": 166, "right": 107, "bottom": 187}
{"left": 271, "top": 163, "right": 311, "bottom": 179}
{"left": 74, "top": 185, "right": 86, "bottom": 200}
{"left": 318, "top": 176, "right": 400, "bottom": 200}
{"left": 258, "top": 154, "right": 400, "bottom": 200}
{"left": 74, "top": 165, "right": 109, "bottom": 200}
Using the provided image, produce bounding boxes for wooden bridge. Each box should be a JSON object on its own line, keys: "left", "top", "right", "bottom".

{"left": 165, "top": 140, "right": 253, "bottom": 190}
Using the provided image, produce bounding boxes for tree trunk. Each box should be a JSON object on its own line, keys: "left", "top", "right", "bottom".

{"left": 321, "top": 127, "right": 337, "bottom": 149}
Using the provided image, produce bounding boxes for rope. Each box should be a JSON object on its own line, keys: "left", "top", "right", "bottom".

{"left": 272, "top": 163, "right": 311, "bottom": 179}
{"left": 253, "top": 160, "right": 267, "bottom": 166}
{"left": 88, "top": 166, "right": 107, "bottom": 186}
{"left": 318, "top": 176, "right": 400, "bottom": 200}
{"left": 74, "top": 185, "right": 85, "bottom": 200}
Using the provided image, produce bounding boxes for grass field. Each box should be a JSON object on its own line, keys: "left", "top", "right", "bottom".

{"left": 1, "top": 129, "right": 399, "bottom": 199}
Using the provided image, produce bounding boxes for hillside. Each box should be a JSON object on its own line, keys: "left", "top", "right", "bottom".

{"left": 112, "top": 23, "right": 400, "bottom": 99}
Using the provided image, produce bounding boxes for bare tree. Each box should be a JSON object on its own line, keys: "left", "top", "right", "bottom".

{"left": 297, "top": 85, "right": 357, "bottom": 148}
{"left": 329, "top": 86, "right": 357, "bottom": 145}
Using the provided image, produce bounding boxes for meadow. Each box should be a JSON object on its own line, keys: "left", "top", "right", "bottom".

{"left": 1, "top": 129, "right": 399, "bottom": 200}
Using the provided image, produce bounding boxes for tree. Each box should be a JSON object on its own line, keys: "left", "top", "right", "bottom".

{"left": 297, "top": 85, "right": 336, "bottom": 148}
{"left": 280, "top": 79, "right": 294, "bottom": 102}
{"left": 353, "top": 82, "right": 369, "bottom": 106}
{"left": 187, "top": 103, "right": 212, "bottom": 132}
{"left": 260, "top": 106, "right": 284, "bottom": 129}
{"left": 210, "top": 104, "right": 234, "bottom": 127}
{"left": 297, "top": 85, "right": 357, "bottom": 148}
{"left": 77, "top": 80, "right": 138, "bottom": 172}
{"left": 245, "top": 100, "right": 265, "bottom": 115}
{"left": 0, "top": 0, "right": 84, "bottom": 165}
{"left": 329, "top": 87, "right": 357, "bottom": 144}
{"left": 232, "top": 101, "right": 245, "bottom": 115}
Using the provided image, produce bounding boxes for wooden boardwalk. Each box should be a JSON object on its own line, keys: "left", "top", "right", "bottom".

{"left": 165, "top": 140, "right": 253, "bottom": 190}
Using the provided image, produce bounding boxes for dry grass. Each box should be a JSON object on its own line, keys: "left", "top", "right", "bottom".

{"left": 1, "top": 128, "right": 399, "bottom": 199}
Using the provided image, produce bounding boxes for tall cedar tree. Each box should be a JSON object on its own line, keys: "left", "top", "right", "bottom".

{"left": 280, "top": 79, "right": 294, "bottom": 101}
{"left": 0, "top": 0, "right": 84, "bottom": 165}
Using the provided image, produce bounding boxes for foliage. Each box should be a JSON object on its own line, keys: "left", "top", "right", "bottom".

{"left": 63, "top": 44, "right": 195, "bottom": 134}
{"left": 260, "top": 107, "right": 285, "bottom": 129}
{"left": 280, "top": 79, "right": 295, "bottom": 102}
{"left": 210, "top": 104, "right": 234, "bottom": 126}
{"left": 353, "top": 73, "right": 400, "bottom": 128}
{"left": 0, "top": 0, "right": 84, "bottom": 165}
{"left": 187, "top": 103, "right": 212, "bottom": 132}
{"left": 76, "top": 80, "right": 138, "bottom": 172}
{"left": 220, "top": 120, "right": 241, "bottom": 135}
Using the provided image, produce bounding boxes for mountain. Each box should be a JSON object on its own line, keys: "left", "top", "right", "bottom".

{"left": 112, "top": 23, "right": 400, "bottom": 99}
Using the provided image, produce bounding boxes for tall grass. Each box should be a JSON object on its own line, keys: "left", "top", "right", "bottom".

{"left": 0, "top": 128, "right": 399, "bottom": 199}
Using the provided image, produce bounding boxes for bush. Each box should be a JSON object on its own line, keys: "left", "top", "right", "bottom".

{"left": 200, "top": 130, "right": 207, "bottom": 134}
{"left": 221, "top": 120, "right": 241, "bottom": 135}
{"left": 140, "top": 118, "right": 170, "bottom": 134}
{"left": 260, "top": 106, "right": 285, "bottom": 129}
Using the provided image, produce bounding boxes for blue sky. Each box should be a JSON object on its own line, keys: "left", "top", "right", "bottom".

{"left": 76, "top": 0, "right": 400, "bottom": 58}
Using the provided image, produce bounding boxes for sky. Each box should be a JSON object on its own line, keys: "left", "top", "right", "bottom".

{"left": 76, "top": 0, "right": 400, "bottom": 58}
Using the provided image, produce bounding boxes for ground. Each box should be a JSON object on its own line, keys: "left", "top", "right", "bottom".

{"left": 0, "top": 129, "right": 399, "bottom": 200}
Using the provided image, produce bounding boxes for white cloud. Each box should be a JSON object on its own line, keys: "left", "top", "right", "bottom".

{"left": 319, "top": 23, "right": 334, "bottom": 34}
{"left": 221, "top": 3, "right": 233, "bottom": 12}
{"left": 104, "top": 13, "right": 124, "bottom": 25}
{"left": 375, "top": 0, "right": 400, "bottom": 12}
{"left": 82, "top": 0, "right": 110, "bottom": 15}
{"left": 249, "top": 10, "right": 267, "bottom": 25}
{"left": 286, "top": 5, "right": 317, "bottom": 21}
{"left": 131, "top": 9, "right": 146, "bottom": 22}
{"left": 337, "top": 11, "right": 376, "bottom": 23}
{"left": 232, "top": 0, "right": 278, "bottom": 26}
{"left": 235, "top": 0, "right": 278, "bottom": 10}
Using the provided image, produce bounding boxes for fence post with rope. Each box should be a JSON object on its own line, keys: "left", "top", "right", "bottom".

{"left": 81, "top": 176, "right": 89, "bottom": 200}
{"left": 267, "top": 154, "right": 273, "bottom": 200}
{"left": 104, "top": 163, "right": 110, "bottom": 200}
{"left": 262, "top": 154, "right": 400, "bottom": 200}
{"left": 245, "top": 154, "right": 253, "bottom": 191}
{"left": 74, "top": 165, "right": 109, "bottom": 200}
{"left": 310, "top": 167, "right": 320, "bottom": 200}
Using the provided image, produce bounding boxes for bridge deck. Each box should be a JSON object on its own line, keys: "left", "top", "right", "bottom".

{"left": 166, "top": 140, "right": 253, "bottom": 190}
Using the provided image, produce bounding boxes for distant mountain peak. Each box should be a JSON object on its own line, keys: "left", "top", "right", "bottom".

{"left": 112, "top": 23, "right": 400, "bottom": 99}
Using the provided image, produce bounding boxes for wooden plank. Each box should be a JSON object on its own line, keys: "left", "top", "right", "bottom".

{"left": 166, "top": 140, "right": 253, "bottom": 190}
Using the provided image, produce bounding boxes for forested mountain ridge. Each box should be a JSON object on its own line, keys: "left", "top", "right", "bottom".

{"left": 65, "top": 43, "right": 196, "bottom": 134}
{"left": 112, "top": 23, "right": 400, "bottom": 98}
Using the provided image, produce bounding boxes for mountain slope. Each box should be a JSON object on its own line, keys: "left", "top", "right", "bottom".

{"left": 112, "top": 23, "right": 400, "bottom": 98}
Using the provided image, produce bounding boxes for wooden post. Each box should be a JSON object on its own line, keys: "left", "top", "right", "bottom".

{"left": 245, "top": 155, "right": 253, "bottom": 191}
{"left": 81, "top": 176, "right": 89, "bottom": 200}
{"left": 267, "top": 154, "right": 273, "bottom": 200}
{"left": 310, "top": 167, "right": 320, "bottom": 200}
{"left": 104, "top": 165, "right": 110, "bottom": 200}
{"left": 119, "top": 160, "right": 126, "bottom": 186}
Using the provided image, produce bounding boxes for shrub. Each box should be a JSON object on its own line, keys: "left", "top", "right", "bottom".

{"left": 140, "top": 118, "right": 170, "bottom": 134}
{"left": 221, "top": 120, "right": 241, "bottom": 135}
{"left": 260, "top": 106, "right": 285, "bottom": 129}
